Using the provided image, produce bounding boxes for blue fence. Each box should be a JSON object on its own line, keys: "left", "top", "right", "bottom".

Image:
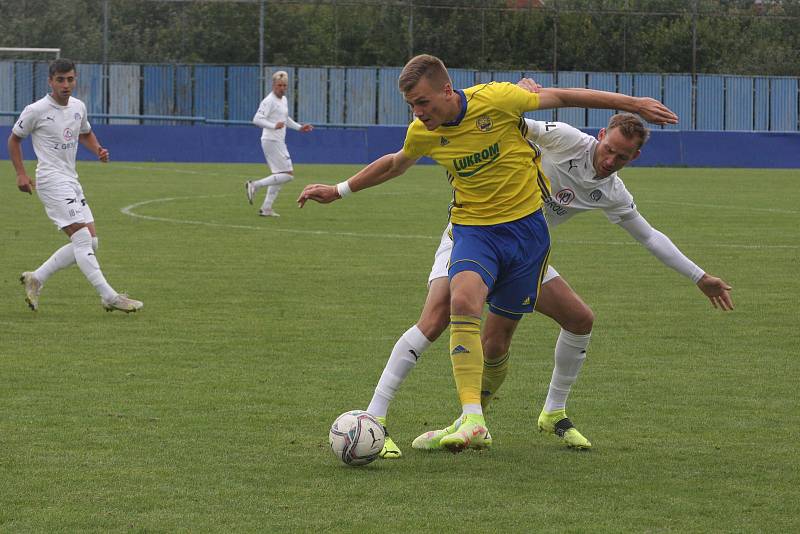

{"left": 2, "top": 123, "right": 799, "bottom": 168}
{"left": 1, "top": 60, "right": 799, "bottom": 132}
{"left": 107, "top": 64, "right": 138, "bottom": 124}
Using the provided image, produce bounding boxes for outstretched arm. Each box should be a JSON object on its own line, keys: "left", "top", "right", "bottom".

{"left": 536, "top": 87, "right": 678, "bottom": 126}
{"left": 617, "top": 214, "right": 733, "bottom": 310}
{"left": 297, "top": 149, "right": 417, "bottom": 207}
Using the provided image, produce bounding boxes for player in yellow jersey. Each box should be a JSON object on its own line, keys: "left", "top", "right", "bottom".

{"left": 298, "top": 54, "right": 677, "bottom": 453}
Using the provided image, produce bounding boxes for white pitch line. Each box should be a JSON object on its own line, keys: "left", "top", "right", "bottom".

{"left": 555, "top": 239, "right": 798, "bottom": 250}
{"left": 121, "top": 195, "right": 799, "bottom": 249}
{"left": 114, "top": 164, "right": 800, "bottom": 215}
{"left": 645, "top": 199, "right": 800, "bottom": 215}
{"left": 120, "top": 196, "right": 439, "bottom": 240}
{"left": 113, "top": 164, "right": 405, "bottom": 195}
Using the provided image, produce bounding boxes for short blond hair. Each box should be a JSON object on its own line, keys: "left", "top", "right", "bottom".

{"left": 607, "top": 113, "right": 650, "bottom": 149}
{"left": 398, "top": 54, "right": 451, "bottom": 93}
{"left": 272, "top": 70, "right": 289, "bottom": 83}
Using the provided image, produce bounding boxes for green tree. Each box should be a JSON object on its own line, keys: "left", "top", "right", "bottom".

{"left": 0, "top": 0, "right": 797, "bottom": 76}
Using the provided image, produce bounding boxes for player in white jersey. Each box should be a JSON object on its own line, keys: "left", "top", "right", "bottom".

{"left": 367, "top": 108, "right": 733, "bottom": 457}
{"left": 8, "top": 59, "right": 143, "bottom": 313}
{"left": 244, "top": 70, "right": 313, "bottom": 217}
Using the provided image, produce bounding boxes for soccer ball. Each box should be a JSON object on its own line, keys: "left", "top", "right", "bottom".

{"left": 329, "top": 410, "right": 385, "bottom": 466}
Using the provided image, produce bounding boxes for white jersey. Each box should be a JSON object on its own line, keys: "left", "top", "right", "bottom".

{"left": 524, "top": 120, "right": 638, "bottom": 228}
{"left": 253, "top": 92, "right": 301, "bottom": 143}
{"left": 12, "top": 94, "right": 91, "bottom": 188}
{"left": 427, "top": 119, "right": 705, "bottom": 284}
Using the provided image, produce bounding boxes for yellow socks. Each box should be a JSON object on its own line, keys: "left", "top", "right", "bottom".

{"left": 449, "top": 315, "right": 484, "bottom": 408}
{"left": 481, "top": 352, "right": 510, "bottom": 411}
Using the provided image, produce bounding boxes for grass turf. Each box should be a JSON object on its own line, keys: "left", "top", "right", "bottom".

{"left": 1, "top": 161, "right": 798, "bottom": 532}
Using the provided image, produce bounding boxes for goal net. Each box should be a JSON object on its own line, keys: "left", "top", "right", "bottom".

{"left": 0, "top": 47, "right": 61, "bottom": 125}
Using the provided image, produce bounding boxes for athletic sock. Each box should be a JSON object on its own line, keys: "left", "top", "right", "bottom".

{"left": 450, "top": 314, "right": 484, "bottom": 413}
{"left": 261, "top": 185, "right": 283, "bottom": 211}
{"left": 481, "top": 351, "right": 510, "bottom": 411}
{"left": 543, "top": 329, "right": 591, "bottom": 413}
{"left": 367, "top": 325, "right": 432, "bottom": 418}
{"left": 34, "top": 243, "right": 76, "bottom": 284}
{"left": 33, "top": 237, "right": 98, "bottom": 284}
{"left": 70, "top": 227, "right": 116, "bottom": 301}
{"left": 252, "top": 172, "right": 293, "bottom": 191}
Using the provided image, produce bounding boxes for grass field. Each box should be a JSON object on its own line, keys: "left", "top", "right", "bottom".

{"left": 1, "top": 160, "right": 798, "bottom": 532}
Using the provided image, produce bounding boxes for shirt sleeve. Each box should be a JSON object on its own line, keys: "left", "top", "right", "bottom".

{"left": 79, "top": 102, "right": 91, "bottom": 134}
{"left": 602, "top": 178, "right": 638, "bottom": 223}
{"left": 286, "top": 117, "right": 302, "bottom": 130}
{"left": 401, "top": 121, "right": 433, "bottom": 160}
{"left": 253, "top": 99, "right": 276, "bottom": 129}
{"left": 617, "top": 214, "right": 705, "bottom": 282}
{"left": 496, "top": 82, "right": 540, "bottom": 115}
{"left": 524, "top": 119, "right": 586, "bottom": 155}
{"left": 11, "top": 105, "right": 36, "bottom": 139}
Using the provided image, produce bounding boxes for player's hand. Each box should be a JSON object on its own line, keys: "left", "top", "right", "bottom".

{"left": 17, "top": 174, "right": 34, "bottom": 194}
{"left": 297, "top": 184, "right": 339, "bottom": 208}
{"left": 635, "top": 97, "right": 678, "bottom": 125}
{"left": 98, "top": 146, "right": 110, "bottom": 162}
{"left": 696, "top": 274, "right": 734, "bottom": 311}
{"left": 517, "top": 78, "right": 542, "bottom": 93}
{"left": 275, "top": 121, "right": 285, "bottom": 129}
{"left": 300, "top": 124, "right": 313, "bottom": 132}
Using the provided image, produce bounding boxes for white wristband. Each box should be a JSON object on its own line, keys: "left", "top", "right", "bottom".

{"left": 336, "top": 181, "right": 352, "bottom": 198}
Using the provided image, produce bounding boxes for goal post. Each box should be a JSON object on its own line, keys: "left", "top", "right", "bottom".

{"left": 0, "top": 47, "right": 61, "bottom": 58}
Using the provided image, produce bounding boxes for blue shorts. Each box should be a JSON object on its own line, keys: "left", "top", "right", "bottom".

{"left": 448, "top": 210, "right": 551, "bottom": 320}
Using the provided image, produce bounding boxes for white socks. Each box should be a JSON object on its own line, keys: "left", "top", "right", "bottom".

{"left": 543, "top": 329, "right": 591, "bottom": 413}
{"left": 71, "top": 227, "right": 116, "bottom": 301}
{"left": 34, "top": 243, "right": 76, "bottom": 283}
{"left": 34, "top": 237, "right": 98, "bottom": 284}
{"left": 262, "top": 185, "right": 282, "bottom": 211}
{"left": 253, "top": 173, "right": 293, "bottom": 211}
{"left": 253, "top": 172, "right": 293, "bottom": 189}
{"left": 367, "top": 325, "right": 432, "bottom": 418}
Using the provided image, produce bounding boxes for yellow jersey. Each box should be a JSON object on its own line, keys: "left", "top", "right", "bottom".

{"left": 402, "top": 82, "right": 550, "bottom": 225}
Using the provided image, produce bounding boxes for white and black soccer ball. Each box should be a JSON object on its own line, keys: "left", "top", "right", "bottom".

{"left": 329, "top": 410, "right": 385, "bottom": 466}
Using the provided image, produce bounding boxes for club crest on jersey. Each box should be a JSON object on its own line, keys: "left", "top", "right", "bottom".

{"left": 63, "top": 128, "right": 74, "bottom": 141}
{"left": 589, "top": 189, "right": 603, "bottom": 202}
{"left": 555, "top": 188, "right": 575, "bottom": 205}
{"left": 74, "top": 113, "right": 81, "bottom": 120}
{"left": 440, "top": 136, "right": 449, "bottom": 146}
{"left": 475, "top": 115, "right": 493, "bottom": 132}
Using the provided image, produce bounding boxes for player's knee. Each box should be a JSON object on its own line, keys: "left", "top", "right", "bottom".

{"left": 450, "top": 292, "right": 481, "bottom": 317}
{"left": 482, "top": 334, "right": 511, "bottom": 361}
{"left": 565, "top": 304, "right": 594, "bottom": 335}
{"left": 417, "top": 309, "right": 449, "bottom": 342}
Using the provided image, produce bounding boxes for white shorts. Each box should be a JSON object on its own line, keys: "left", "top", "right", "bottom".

{"left": 428, "top": 222, "right": 559, "bottom": 284}
{"left": 37, "top": 181, "right": 94, "bottom": 229}
{"left": 261, "top": 139, "right": 293, "bottom": 174}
